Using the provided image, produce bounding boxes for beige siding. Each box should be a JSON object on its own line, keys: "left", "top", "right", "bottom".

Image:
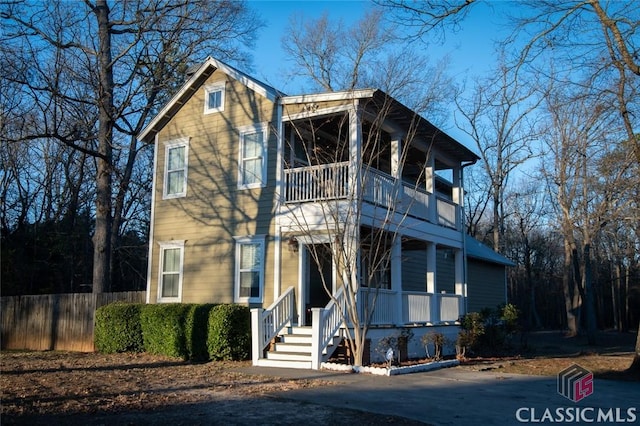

{"left": 466, "top": 259, "right": 507, "bottom": 312}
{"left": 149, "top": 70, "right": 279, "bottom": 305}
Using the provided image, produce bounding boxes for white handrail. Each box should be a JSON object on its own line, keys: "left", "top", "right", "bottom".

{"left": 259, "top": 286, "right": 295, "bottom": 350}
{"left": 319, "top": 286, "right": 345, "bottom": 350}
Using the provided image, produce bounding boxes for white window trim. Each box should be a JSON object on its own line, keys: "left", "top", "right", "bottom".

{"left": 157, "top": 240, "right": 185, "bottom": 303}
{"left": 162, "top": 138, "right": 189, "bottom": 200}
{"left": 204, "top": 82, "right": 226, "bottom": 114}
{"left": 233, "top": 235, "right": 266, "bottom": 303}
{"left": 237, "top": 122, "right": 269, "bottom": 190}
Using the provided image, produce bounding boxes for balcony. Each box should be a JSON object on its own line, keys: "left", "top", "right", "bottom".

{"left": 283, "top": 163, "right": 458, "bottom": 228}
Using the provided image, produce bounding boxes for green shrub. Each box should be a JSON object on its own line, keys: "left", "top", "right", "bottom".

{"left": 207, "top": 304, "right": 250, "bottom": 361}
{"left": 458, "top": 304, "right": 521, "bottom": 356}
{"left": 94, "top": 302, "right": 144, "bottom": 353}
{"left": 140, "top": 303, "right": 192, "bottom": 359}
{"left": 185, "top": 304, "right": 217, "bottom": 361}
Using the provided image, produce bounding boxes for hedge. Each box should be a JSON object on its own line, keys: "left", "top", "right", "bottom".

{"left": 95, "top": 302, "right": 250, "bottom": 362}
{"left": 207, "top": 304, "right": 250, "bottom": 361}
{"left": 94, "top": 302, "right": 144, "bottom": 353}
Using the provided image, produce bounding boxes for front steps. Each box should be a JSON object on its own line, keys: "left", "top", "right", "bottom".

{"left": 254, "top": 326, "right": 341, "bottom": 369}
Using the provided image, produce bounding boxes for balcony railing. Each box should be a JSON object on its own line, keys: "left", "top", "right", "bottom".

{"left": 356, "top": 288, "right": 462, "bottom": 325}
{"left": 283, "top": 163, "right": 458, "bottom": 228}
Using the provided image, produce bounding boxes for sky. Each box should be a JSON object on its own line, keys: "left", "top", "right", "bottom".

{"left": 246, "top": 0, "right": 516, "bottom": 146}
{"left": 249, "top": 0, "right": 512, "bottom": 93}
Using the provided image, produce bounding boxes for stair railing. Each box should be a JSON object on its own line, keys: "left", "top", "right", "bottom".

{"left": 251, "top": 286, "right": 295, "bottom": 365}
{"left": 310, "top": 286, "right": 346, "bottom": 369}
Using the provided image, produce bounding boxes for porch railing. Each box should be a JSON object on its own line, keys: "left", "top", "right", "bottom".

{"left": 251, "top": 286, "right": 295, "bottom": 364}
{"left": 284, "top": 162, "right": 349, "bottom": 203}
{"left": 401, "top": 291, "right": 462, "bottom": 324}
{"left": 436, "top": 196, "right": 457, "bottom": 228}
{"left": 357, "top": 287, "right": 397, "bottom": 325}
{"left": 363, "top": 168, "right": 430, "bottom": 220}
{"left": 311, "top": 286, "right": 345, "bottom": 369}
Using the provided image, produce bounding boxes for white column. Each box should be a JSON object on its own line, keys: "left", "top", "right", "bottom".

{"left": 426, "top": 242, "right": 436, "bottom": 294}
{"left": 425, "top": 155, "right": 436, "bottom": 223}
{"left": 391, "top": 235, "right": 403, "bottom": 325}
{"left": 390, "top": 133, "right": 403, "bottom": 179}
{"left": 426, "top": 242, "right": 438, "bottom": 323}
{"left": 452, "top": 166, "right": 462, "bottom": 230}
{"left": 454, "top": 248, "right": 466, "bottom": 318}
{"left": 298, "top": 245, "right": 307, "bottom": 326}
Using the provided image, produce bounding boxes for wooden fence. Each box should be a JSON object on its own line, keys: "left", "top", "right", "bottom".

{"left": 1, "top": 291, "right": 146, "bottom": 352}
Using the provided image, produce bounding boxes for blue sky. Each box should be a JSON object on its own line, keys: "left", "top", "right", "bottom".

{"left": 247, "top": 0, "right": 515, "bottom": 147}
{"left": 249, "top": 0, "right": 513, "bottom": 94}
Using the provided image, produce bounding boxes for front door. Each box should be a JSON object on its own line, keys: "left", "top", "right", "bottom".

{"left": 300, "top": 243, "right": 333, "bottom": 325}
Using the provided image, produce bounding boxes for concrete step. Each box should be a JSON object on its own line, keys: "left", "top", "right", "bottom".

{"left": 274, "top": 342, "right": 312, "bottom": 354}
{"left": 254, "top": 358, "right": 313, "bottom": 369}
{"left": 280, "top": 334, "right": 313, "bottom": 344}
{"left": 288, "top": 326, "right": 312, "bottom": 335}
{"left": 266, "top": 351, "right": 312, "bottom": 362}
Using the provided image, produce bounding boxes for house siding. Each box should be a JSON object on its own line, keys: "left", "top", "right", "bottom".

{"left": 149, "top": 70, "right": 279, "bottom": 305}
{"left": 436, "top": 248, "right": 456, "bottom": 294}
{"left": 401, "top": 249, "right": 428, "bottom": 292}
{"left": 466, "top": 258, "right": 507, "bottom": 312}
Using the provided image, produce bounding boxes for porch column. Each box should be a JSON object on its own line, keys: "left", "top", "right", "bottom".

{"left": 297, "top": 245, "right": 308, "bottom": 326}
{"left": 426, "top": 242, "right": 436, "bottom": 293}
{"left": 452, "top": 166, "right": 463, "bottom": 230}
{"left": 349, "top": 102, "right": 362, "bottom": 204}
{"left": 391, "top": 235, "right": 403, "bottom": 325}
{"left": 454, "top": 248, "right": 466, "bottom": 317}
{"left": 390, "top": 133, "right": 403, "bottom": 179}
{"left": 426, "top": 242, "right": 438, "bottom": 323}
{"left": 425, "top": 156, "right": 436, "bottom": 223}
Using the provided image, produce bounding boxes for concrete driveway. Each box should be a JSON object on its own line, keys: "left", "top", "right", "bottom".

{"left": 238, "top": 366, "right": 639, "bottom": 425}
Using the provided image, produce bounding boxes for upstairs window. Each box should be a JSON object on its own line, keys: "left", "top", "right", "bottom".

{"left": 163, "top": 138, "right": 189, "bottom": 199}
{"left": 238, "top": 123, "right": 269, "bottom": 189}
{"left": 204, "top": 82, "right": 225, "bottom": 114}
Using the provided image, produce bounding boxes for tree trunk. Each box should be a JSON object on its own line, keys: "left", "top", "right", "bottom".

{"left": 628, "top": 327, "right": 640, "bottom": 378}
{"left": 583, "top": 244, "right": 597, "bottom": 345}
{"left": 563, "top": 241, "right": 580, "bottom": 336}
{"left": 92, "top": 0, "right": 114, "bottom": 293}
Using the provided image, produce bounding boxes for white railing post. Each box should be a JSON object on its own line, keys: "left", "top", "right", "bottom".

{"left": 251, "top": 308, "right": 264, "bottom": 365}
{"left": 311, "top": 308, "right": 323, "bottom": 370}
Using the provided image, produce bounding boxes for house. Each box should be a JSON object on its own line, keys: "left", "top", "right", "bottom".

{"left": 139, "top": 57, "right": 514, "bottom": 369}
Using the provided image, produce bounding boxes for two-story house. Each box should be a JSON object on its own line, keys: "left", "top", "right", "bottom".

{"left": 139, "top": 57, "right": 514, "bottom": 369}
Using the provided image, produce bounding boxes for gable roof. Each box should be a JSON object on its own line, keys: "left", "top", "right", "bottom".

{"left": 465, "top": 235, "right": 516, "bottom": 266}
{"left": 138, "top": 56, "right": 281, "bottom": 143}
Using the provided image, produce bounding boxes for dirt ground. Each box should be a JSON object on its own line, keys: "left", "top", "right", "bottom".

{"left": 1, "top": 330, "right": 637, "bottom": 425}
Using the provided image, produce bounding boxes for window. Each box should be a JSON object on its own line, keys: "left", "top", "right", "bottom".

{"left": 204, "top": 82, "right": 225, "bottom": 114}
{"left": 238, "top": 123, "right": 268, "bottom": 189}
{"left": 158, "top": 241, "right": 184, "bottom": 302}
{"left": 163, "top": 138, "right": 189, "bottom": 199}
{"left": 234, "top": 236, "right": 265, "bottom": 303}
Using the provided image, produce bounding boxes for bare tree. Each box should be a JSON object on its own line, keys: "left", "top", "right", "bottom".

{"left": 1, "top": 0, "right": 262, "bottom": 292}
{"left": 282, "top": 8, "right": 455, "bottom": 124}
{"left": 455, "top": 58, "right": 542, "bottom": 253}
{"left": 281, "top": 11, "right": 460, "bottom": 365}
{"left": 542, "top": 82, "right": 634, "bottom": 341}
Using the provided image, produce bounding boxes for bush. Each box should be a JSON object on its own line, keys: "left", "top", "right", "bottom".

{"left": 94, "top": 302, "right": 144, "bottom": 353}
{"left": 140, "top": 303, "right": 193, "bottom": 359}
{"left": 458, "top": 304, "right": 521, "bottom": 357}
{"left": 185, "top": 304, "right": 217, "bottom": 361}
{"left": 207, "top": 304, "right": 250, "bottom": 361}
